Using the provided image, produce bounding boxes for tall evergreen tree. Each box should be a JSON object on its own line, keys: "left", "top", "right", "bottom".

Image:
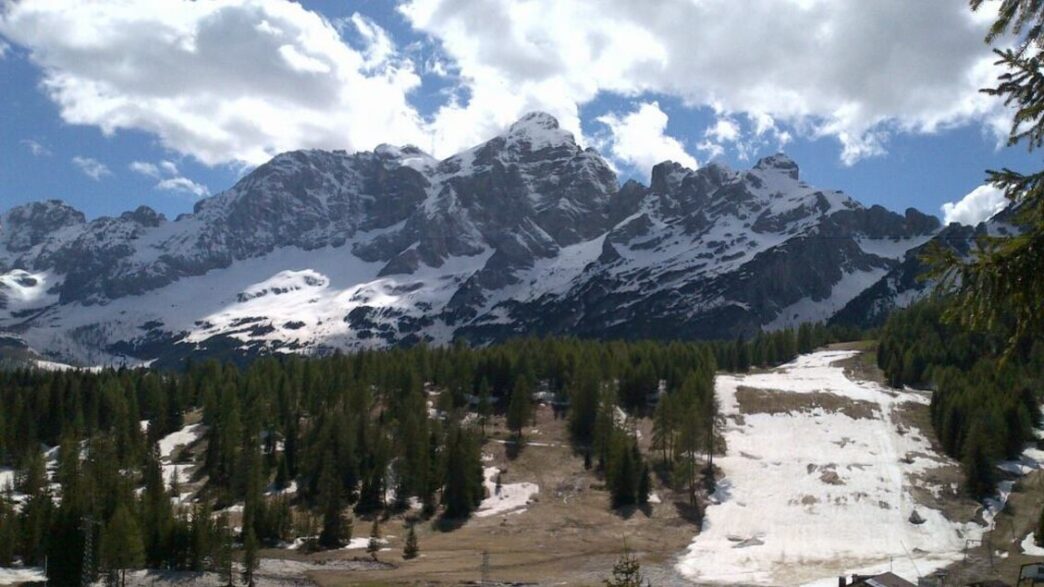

{"left": 506, "top": 377, "right": 532, "bottom": 439}
{"left": 100, "top": 504, "right": 145, "bottom": 587}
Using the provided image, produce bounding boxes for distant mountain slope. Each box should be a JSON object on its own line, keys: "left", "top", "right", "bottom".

{"left": 831, "top": 201, "right": 1023, "bottom": 329}
{"left": 0, "top": 113, "right": 945, "bottom": 366}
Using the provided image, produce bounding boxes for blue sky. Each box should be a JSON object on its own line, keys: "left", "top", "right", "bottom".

{"left": 0, "top": 0, "right": 1037, "bottom": 224}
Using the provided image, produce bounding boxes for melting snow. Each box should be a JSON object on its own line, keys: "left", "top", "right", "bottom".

{"left": 158, "top": 423, "right": 205, "bottom": 461}
{"left": 1022, "top": 533, "right": 1044, "bottom": 556}
{"left": 0, "top": 566, "right": 46, "bottom": 585}
{"left": 677, "top": 351, "right": 981, "bottom": 585}
{"left": 476, "top": 466, "right": 539, "bottom": 518}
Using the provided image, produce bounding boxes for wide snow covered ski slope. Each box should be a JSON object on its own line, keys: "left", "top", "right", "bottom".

{"left": 677, "top": 350, "right": 1039, "bottom": 586}
{"left": 0, "top": 112, "right": 984, "bottom": 367}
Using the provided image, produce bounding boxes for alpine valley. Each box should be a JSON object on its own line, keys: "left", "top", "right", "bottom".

{"left": 0, "top": 113, "right": 998, "bottom": 367}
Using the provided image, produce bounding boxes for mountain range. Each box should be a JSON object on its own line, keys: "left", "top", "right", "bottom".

{"left": 0, "top": 112, "right": 997, "bottom": 367}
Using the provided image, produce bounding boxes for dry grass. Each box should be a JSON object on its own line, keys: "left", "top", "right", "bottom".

{"left": 265, "top": 406, "right": 706, "bottom": 586}
{"left": 734, "top": 386, "right": 879, "bottom": 420}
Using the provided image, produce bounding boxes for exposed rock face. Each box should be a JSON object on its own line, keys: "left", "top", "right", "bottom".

{"left": 0, "top": 113, "right": 947, "bottom": 366}
{"left": 830, "top": 204, "right": 1018, "bottom": 329}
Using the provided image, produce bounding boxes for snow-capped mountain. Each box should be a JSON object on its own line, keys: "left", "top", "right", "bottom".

{"left": 830, "top": 199, "right": 1023, "bottom": 329}
{"left": 0, "top": 113, "right": 943, "bottom": 366}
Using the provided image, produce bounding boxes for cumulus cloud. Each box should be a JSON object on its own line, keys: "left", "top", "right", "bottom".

{"left": 0, "top": 0, "right": 1012, "bottom": 168}
{"left": 130, "top": 160, "right": 209, "bottom": 198}
{"left": 402, "top": 0, "right": 1007, "bottom": 164}
{"left": 941, "top": 185, "right": 1008, "bottom": 226}
{"left": 0, "top": 1, "right": 430, "bottom": 166}
{"left": 21, "top": 139, "right": 51, "bottom": 157}
{"left": 596, "top": 102, "right": 697, "bottom": 176}
{"left": 129, "top": 161, "right": 161, "bottom": 178}
{"left": 71, "top": 156, "right": 110, "bottom": 180}
{"left": 0, "top": 38, "right": 9, "bottom": 58}
{"left": 157, "top": 176, "right": 210, "bottom": 198}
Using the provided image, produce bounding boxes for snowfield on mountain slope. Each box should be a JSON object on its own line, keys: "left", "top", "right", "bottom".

{"left": 676, "top": 350, "right": 985, "bottom": 586}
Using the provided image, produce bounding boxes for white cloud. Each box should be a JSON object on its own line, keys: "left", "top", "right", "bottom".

{"left": 21, "top": 139, "right": 51, "bottom": 157}
{"left": 706, "top": 118, "right": 740, "bottom": 144}
{"left": 129, "top": 161, "right": 160, "bottom": 178}
{"left": 0, "top": 0, "right": 1012, "bottom": 169}
{"left": 402, "top": 0, "right": 1008, "bottom": 164}
{"left": 941, "top": 184, "right": 1008, "bottom": 226}
{"left": 0, "top": 38, "right": 9, "bottom": 58}
{"left": 71, "top": 156, "right": 110, "bottom": 181}
{"left": 0, "top": 1, "right": 430, "bottom": 166}
{"left": 130, "top": 159, "right": 208, "bottom": 197}
{"left": 596, "top": 102, "right": 698, "bottom": 176}
{"left": 157, "top": 176, "right": 210, "bottom": 198}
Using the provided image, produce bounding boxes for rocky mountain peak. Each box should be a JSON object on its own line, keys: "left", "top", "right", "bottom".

{"left": 649, "top": 160, "right": 694, "bottom": 194}
{"left": 1, "top": 199, "right": 86, "bottom": 254}
{"left": 503, "top": 111, "right": 577, "bottom": 152}
{"left": 753, "top": 153, "right": 800, "bottom": 180}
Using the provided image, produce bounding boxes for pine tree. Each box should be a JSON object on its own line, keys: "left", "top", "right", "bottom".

{"left": 367, "top": 518, "right": 381, "bottom": 560}
{"left": 651, "top": 395, "right": 674, "bottom": 466}
{"left": 0, "top": 490, "right": 17, "bottom": 566}
{"left": 100, "top": 504, "right": 145, "bottom": 587}
{"left": 604, "top": 550, "right": 648, "bottom": 587}
{"left": 477, "top": 378, "right": 493, "bottom": 437}
{"left": 403, "top": 523, "right": 419, "bottom": 559}
{"left": 318, "top": 450, "right": 348, "bottom": 548}
{"left": 213, "top": 514, "right": 234, "bottom": 587}
{"left": 963, "top": 425, "right": 996, "bottom": 500}
{"left": 797, "top": 323, "right": 814, "bottom": 354}
{"left": 928, "top": 0, "right": 1044, "bottom": 354}
{"left": 141, "top": 443, "right": 174, "bottom": 569}
{"left": 506, "top": 377, "right": 532, "bottom": 439}
{"left": 735, "top": 337, "right": 751, "bottom": 373}
{"left": 569, "top": 363, "right": 600, "bottom": 445}
{"left": 441, "top": 425, "right": 482, "bottom": 519}
{"left": 609, "top": 434, "right": 637, "bottom": 509}
{"left": 637, "top": 462, "right": 651, "bottom": 506}
{"left": 242, "top": 527, "right": 259, "bottom": 587}
{"left": 274, "top": 453, "right": 290, "bottom": 492}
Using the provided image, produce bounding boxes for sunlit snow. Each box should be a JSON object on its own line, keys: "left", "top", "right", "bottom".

{"left": 677, "top": 351, "right": 983, "bottom": 585}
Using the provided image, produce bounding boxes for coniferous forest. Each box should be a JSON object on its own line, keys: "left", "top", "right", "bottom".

{"left": 0, "top": 326, "right": 862, "bottom": 583}
{"left": 878, "top": 300, "right": 1044, "bottom": 499}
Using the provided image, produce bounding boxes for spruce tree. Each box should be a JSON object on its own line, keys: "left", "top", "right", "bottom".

{"left": 442, "top": 425, "right": 482, "bottom": 519}
{"left": 928, "top": 0, "right": 1044, "bottom": 354}
{"left": 477, "top": 381, "right": 493, "bottom": 437}
{"left": 604, "top": 550, "right": 648, "bottom": 587}
{"left": 506, "top": 377, "right": 532, "bottom": 439}
{"left": 569, "top": 363, "right": 600, "bottom": 445}
{"left": 963, "top": 426, "right": 996, "bottom": 500}
{"left": 403, "top": 523, "right": 419, "bottom": 559}
{"left": 100, "top": 504, "right": 145, "bottom": 587}
{"left": 637, "top": 462, "right": 651, "bottom": 506}
{"left": 242, "top": 528, "right": 259, "bottom": 587}
{"left": 609, "top": 434, "right": 637, "bottom": 508}
{"left": 318, "top": 451, "right": 348, "bottom": 548}
{"left": 367, "top": 518, "right": 381, "bottom": 560}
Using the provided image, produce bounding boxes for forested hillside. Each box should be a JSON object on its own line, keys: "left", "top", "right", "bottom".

{"left": 878, "top": 300, "right": 1044, "bottom": 498}
{"left": 0, "top": 325, "right": 862, "bottom": 583}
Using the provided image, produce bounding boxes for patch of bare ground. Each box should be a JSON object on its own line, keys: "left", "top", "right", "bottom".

{"left": 270, "top": 405, "right": 705, "bottom": 587}
{"left": 934, "top": 467, "right": 1044, "bottom": 586}
{"left": 735, "top": 385, "right": 879, "bottom": 420}
{"left": 890, "top": 400, "right": 981, "bottom": 524}
{"left": 829, "top": 341, "right": 888, "bottom": 386}
{"left": 882, "top": 371, "right": 1044, "bottom": 584}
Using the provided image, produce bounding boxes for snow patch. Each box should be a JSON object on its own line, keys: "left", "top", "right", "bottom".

{"left": 476, "top": 466, "right": 539, "bottom": 518}
{"left": 677, "top": 350, "right": 980, "bottom": 585}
